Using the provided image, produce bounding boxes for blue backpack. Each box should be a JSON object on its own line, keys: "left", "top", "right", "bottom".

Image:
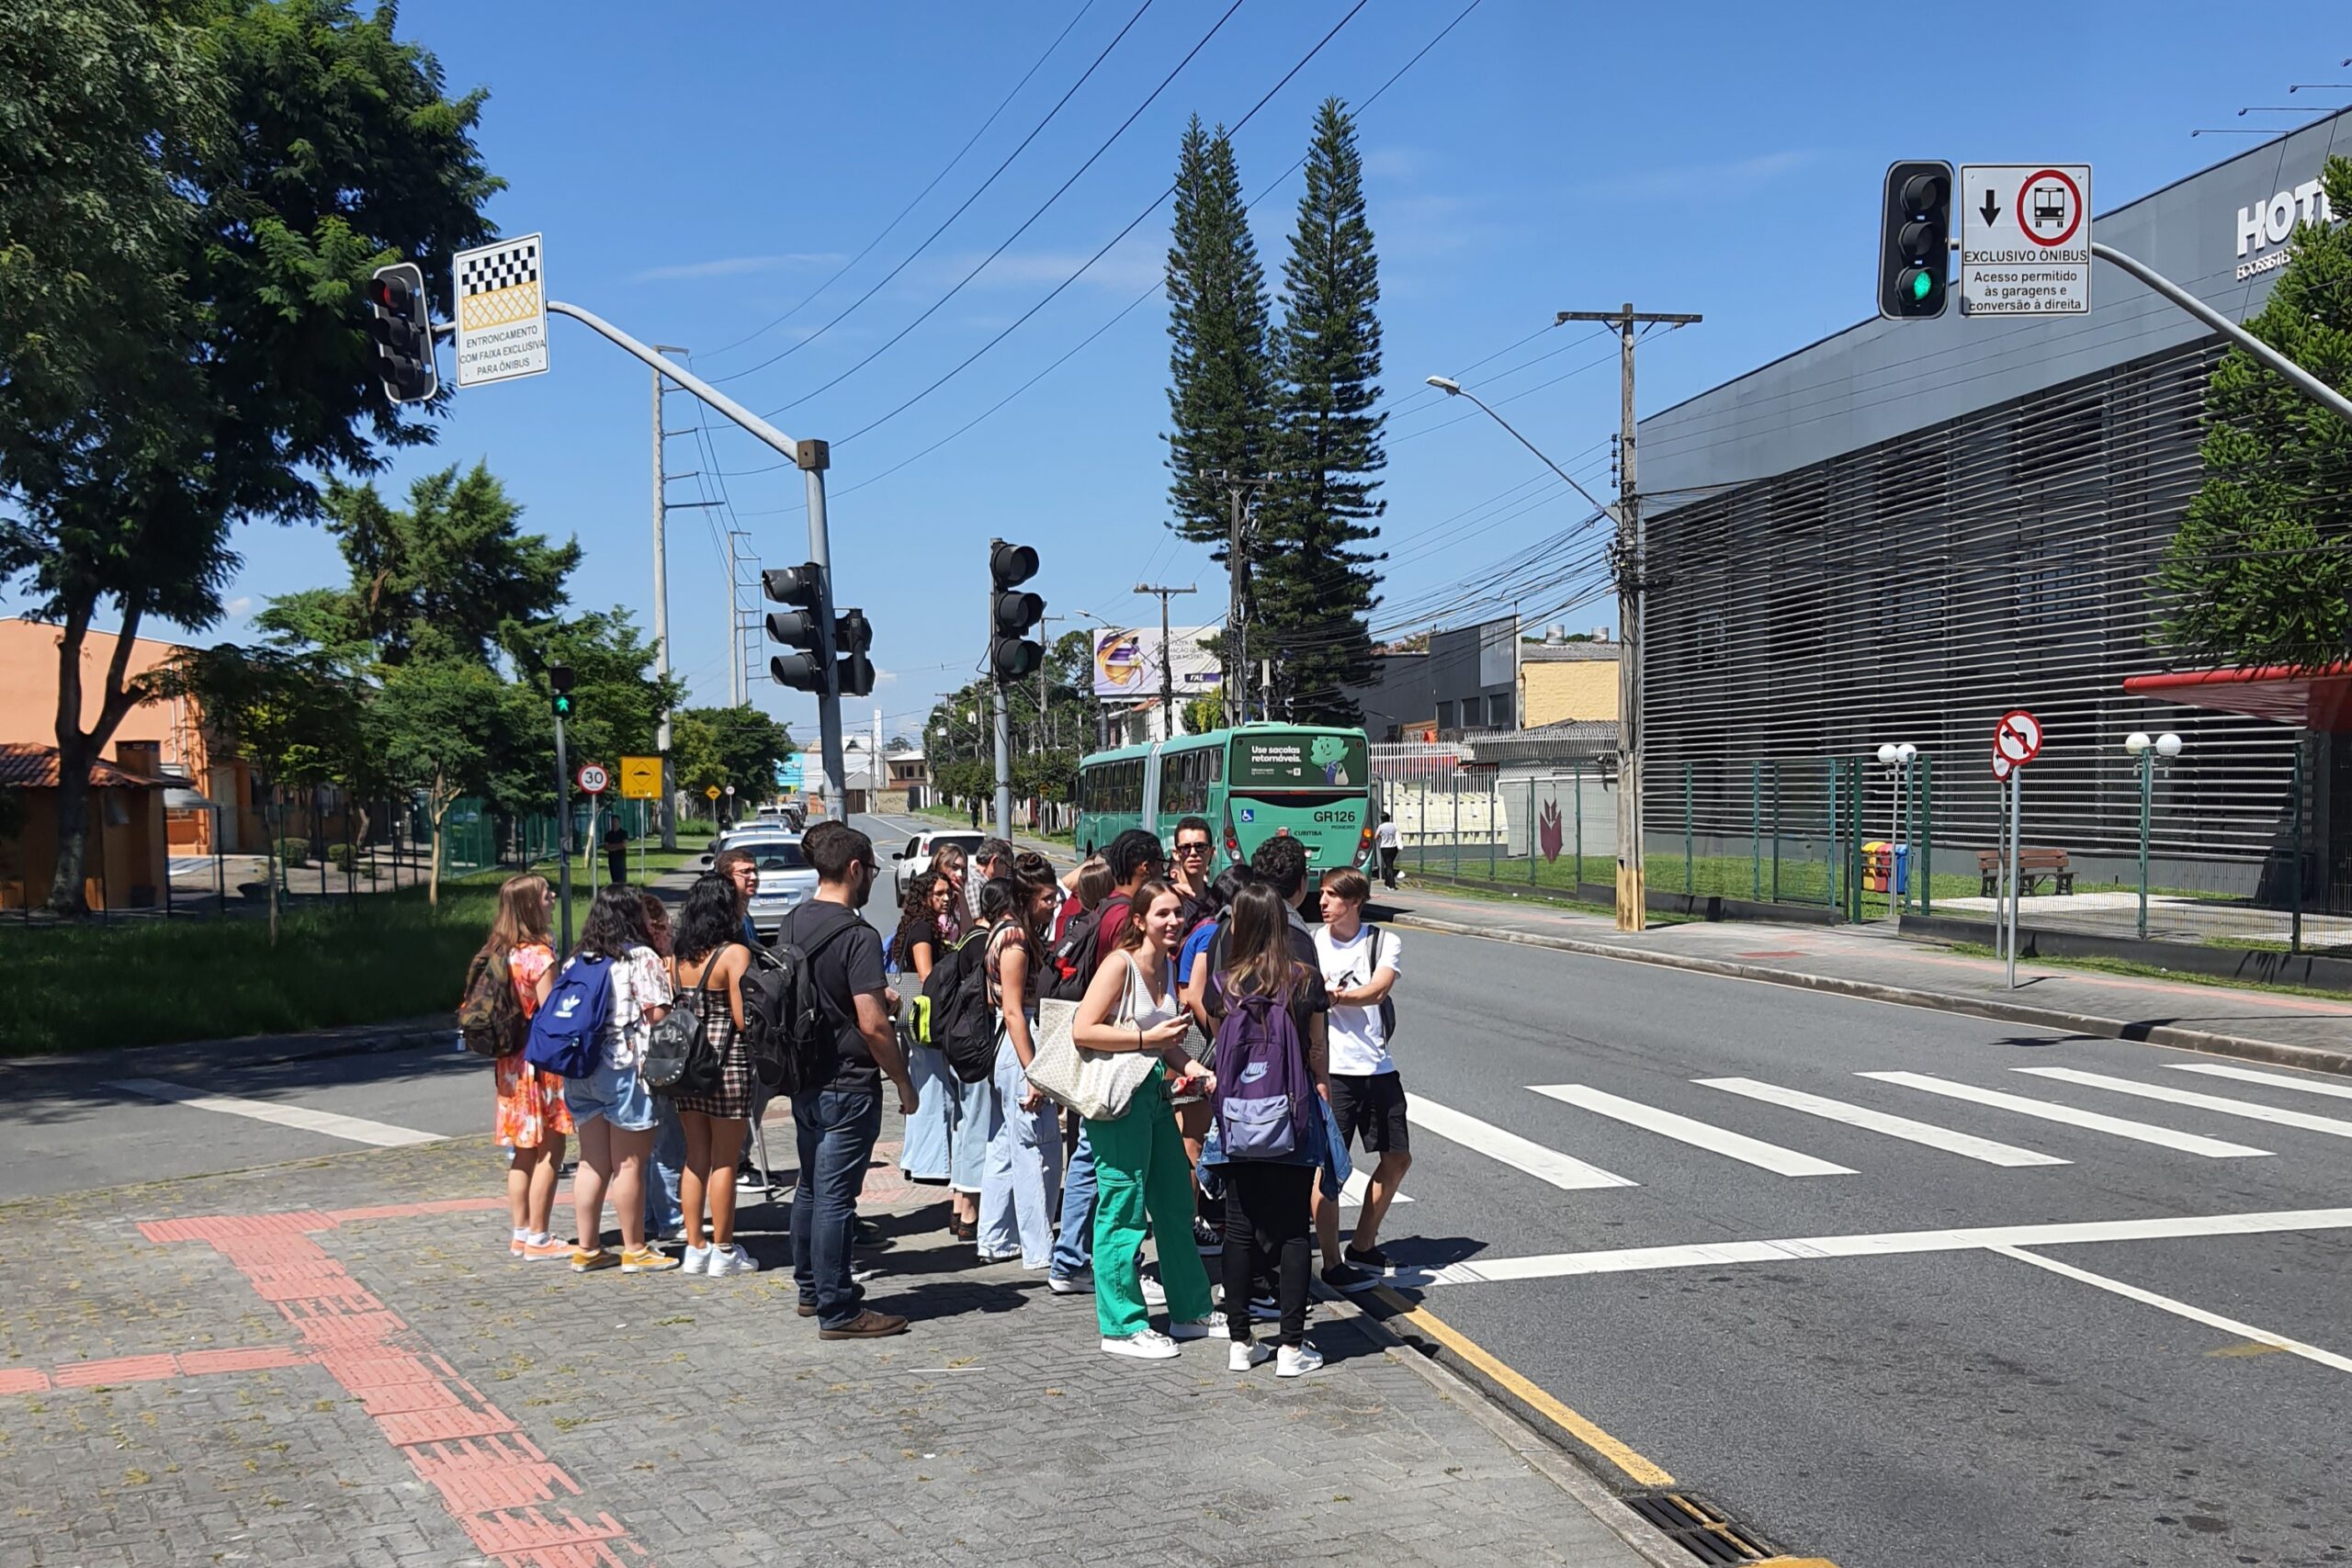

{"left": 524, "top": 953, "right": 616, "bottom": 1079}
{"left": 1209, "top": 983, "right": 1313, "bottom": 1160}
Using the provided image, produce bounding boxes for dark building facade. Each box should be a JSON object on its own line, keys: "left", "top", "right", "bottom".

{"left": 1635, "top": 115, "right": 2349, "bottom": 906}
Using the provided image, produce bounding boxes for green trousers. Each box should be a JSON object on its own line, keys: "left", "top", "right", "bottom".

{"left": 1084, "top": 1069, "right": 1215, "bottom": 1338}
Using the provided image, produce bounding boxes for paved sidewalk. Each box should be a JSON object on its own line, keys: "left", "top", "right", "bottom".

{"left": 0, "top": 1134, "right": 1664, "bottom": 1568}
{"left": 1379, "top": 883, "right": 2352, "bottom": 1073}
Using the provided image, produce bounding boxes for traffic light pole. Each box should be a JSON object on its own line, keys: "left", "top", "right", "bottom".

{"left": 544, "top": 300, "right": 847, "bottom": 811}
{"left": 552, "top": 712, "right": 573, "bottom": 953}
{"left": 2087, "top": 242, "right": 2352, "bottom": 426}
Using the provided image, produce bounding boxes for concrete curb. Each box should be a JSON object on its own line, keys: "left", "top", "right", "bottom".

{"left": 0, "top": 1016, "right": 450, "bottom": 1077}
{"left": 1391, "top": 913, "right": 2352, "bottom": 1078}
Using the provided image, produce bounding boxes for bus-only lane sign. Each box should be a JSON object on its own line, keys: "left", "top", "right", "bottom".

{"left": 1960, "top": 164, "right": 2091, "bottom": 317}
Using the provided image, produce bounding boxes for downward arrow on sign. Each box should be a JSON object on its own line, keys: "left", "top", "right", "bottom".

{"left": 1980, "top": 190, "right": 2001, "bottom": 226}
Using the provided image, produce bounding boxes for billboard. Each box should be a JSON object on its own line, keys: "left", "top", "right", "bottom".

{"left": 1093, "top": 626, "right": 1222, "bottom": 701}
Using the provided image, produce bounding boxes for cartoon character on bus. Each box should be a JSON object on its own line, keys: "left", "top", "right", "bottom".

{"left": 1311, "top": 735, "right": 1351, "bottom": 785}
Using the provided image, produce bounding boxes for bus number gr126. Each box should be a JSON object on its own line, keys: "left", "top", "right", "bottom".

{"left": 1313, "top": 809, "right": 1344, "bottom": 823}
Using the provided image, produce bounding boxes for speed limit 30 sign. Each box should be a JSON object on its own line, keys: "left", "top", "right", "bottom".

{"left": 576, "top": 762, "right": 610, "bottom": 795}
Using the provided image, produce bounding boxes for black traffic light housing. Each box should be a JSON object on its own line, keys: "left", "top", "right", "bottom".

{"left": 835, "top": 608, "right": 874, "bottom": 697}
{"left": 548, "top": 662, "right": 575, "bottom": 718}
{"left": 368, "top": 263, "right": 439, "bottom": 402}
{"left": 764, "top": 562, "right": 876, "bottom": 696}
{"left": 1878, "top": 161, "right": 1952, "bottom": 320}
{"left": 989, "top": 540, "right": 1045, "bottom": 682}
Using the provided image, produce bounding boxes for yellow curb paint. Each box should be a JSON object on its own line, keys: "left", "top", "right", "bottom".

{"left": 1757, "top": 1559, "right": 1844, "bottom": 1566}
{"left": 1370, "top": 1284, "right": 1675, "bottom": 1487}
{"left": 2208, "top": 1340, "right": 2290, "bottom": 1359}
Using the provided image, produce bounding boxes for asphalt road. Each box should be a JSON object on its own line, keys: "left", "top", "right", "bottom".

{"left": 6, "top": 808, "right": 2346, "bottom": 1567}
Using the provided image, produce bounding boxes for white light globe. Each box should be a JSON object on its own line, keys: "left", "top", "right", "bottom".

{"left": 2124, "top": 732, "right": 2152, "bottom": 755}
{"left": 1896, "top": 743, "right": 1917, "bottom": 763}
{"left": 2154, "top": 733, "right": 2184, "bottom": 758}
{"left": 1876, "top": 743, "right": 1899, "bottom": 765}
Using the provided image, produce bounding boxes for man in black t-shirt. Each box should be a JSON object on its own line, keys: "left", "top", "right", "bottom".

{"left": 782, "top": 821, "right": 917, "bottom": 1339}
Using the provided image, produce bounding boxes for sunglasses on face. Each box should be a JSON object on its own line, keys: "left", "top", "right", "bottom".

{"left": 1174, "top": 842, "right": 1209, "bottom": 856}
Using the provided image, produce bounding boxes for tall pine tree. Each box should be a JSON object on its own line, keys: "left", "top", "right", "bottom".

{"left": 1164, "top": 113, "right": 1276, "bottom": 713}
{"left": 1258, "top": 98, "right": 1385, "bottom": 724}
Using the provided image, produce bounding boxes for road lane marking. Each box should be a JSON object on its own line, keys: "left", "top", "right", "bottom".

{"left": 1530, "top": 1083, "right": 1854, "bottom": 1176}
{"left": 1338, "top": 1168, "right": 1413, "bottom": 1207}
{"left": 1405, "top": 1095, "right": 1637, "bottom": 1190}
{"left": 2167, "top": 1061, "right": 2352, "bottom": 1102}
{"left": 107, "top": 1079, "right": 445, "bottom": 1148}
{"left": 1365, "top": 1284, "right": 1676, "bottom": 1485}
{"left": 1695, "top": 1077, "right": 2070, "bottom": 1168}
{"left": 1985, "top": 1244, "right": 2352, "bottom": 1377}
{"left": 1372, "top": 1206, "right": 2352, "bottom": 1289}
{"left": 1857, "top": 1071, "right": 2270, "bottom": 1157}
{"left": 2016, "top": 1066, "right": 2352, "bottom": 1140}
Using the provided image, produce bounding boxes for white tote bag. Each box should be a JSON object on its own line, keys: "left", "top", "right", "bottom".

{"left": 1022, "top": 968, "right": 1159, "bottom": 1122}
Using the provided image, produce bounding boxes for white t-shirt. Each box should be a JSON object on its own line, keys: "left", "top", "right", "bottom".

{"left": 1314, "top": 922, "right": 1400, "bottom": 1077}
{"left": 1376, "top": 821, "right": 1399, "bottom": 850}
{"left": 600, "top": 945, "right": 674, "bottom": 1071}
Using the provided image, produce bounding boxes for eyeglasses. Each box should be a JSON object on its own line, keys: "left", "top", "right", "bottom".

{"left": 1174, "top": 842, "right": 1209, "bottom": 856}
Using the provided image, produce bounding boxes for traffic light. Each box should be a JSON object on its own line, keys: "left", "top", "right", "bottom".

{"left": 989, "top": 540, "right": 1044, "bottom": 682}
{"left": 548, "top": 663, "right": 575, "bottom": 719}
{"left": 834, "top": 607, "right": 875, "bottom": 697}
{"left": 763, "top": 563, "right": 827, "bottom": 692}
{"left": 1878, "top": 161, "right": 1952, "bottom": 320}
{"left": 367, "top": 263, "right": 439, "bottom": 402}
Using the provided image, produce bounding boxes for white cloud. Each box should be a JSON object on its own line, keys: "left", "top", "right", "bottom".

{"left": 1571, "top": 150, "right": 1820, "bottom": 201}
{"left": 874, "top": 669, "right": 900, "bottom": 687}
{"left": 925, "top": 239, "right": 1165, "bottom": 297}
{"left": 223, "top": 594, "right": 254, "bottom": 618}
{"left": 1364, "top": 145, "right": 1436, "bottom": 182}
{"left": 628, "top": 252, "right": 844, "bottom": 283}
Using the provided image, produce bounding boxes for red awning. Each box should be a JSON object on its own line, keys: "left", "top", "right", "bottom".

{"left": 2120, "top": 662, "right": 2352, "bottom": 731}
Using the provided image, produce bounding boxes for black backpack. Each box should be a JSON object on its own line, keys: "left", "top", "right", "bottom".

{"left": 743, "top": 916, "right": 855, "bottom": 1095}
{"left": 928, "top": 921, "right": 1012, "bottom": 1084}
{"left": 643, "top": 946, "right": 732, "bottom": 1098}
{"left": 1045, "top": 894, "right": 1125, "bottom": 1003}
{"left": 456, "top": 949, "right": 528, "bottom": 1058}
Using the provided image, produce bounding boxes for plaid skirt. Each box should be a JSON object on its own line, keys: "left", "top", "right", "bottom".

{"left": 675, "top": 1014, "right": 757, "bottom": 1121}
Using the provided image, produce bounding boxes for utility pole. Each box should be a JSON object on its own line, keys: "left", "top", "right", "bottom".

{"left": 1036, "top": 613, "right": 1065, "bottom": 754}
{"left": 1556, "top": 302, "right": 1702, "bottom": 933}
{"left": 650, "top": 350, "right": 684, "bottom": 852}
{"left": 1135, "top": 582, "right": 1197, "bottom": 739}
{"left": 1215, "top": 471, "right": 1276, "bottom": 727}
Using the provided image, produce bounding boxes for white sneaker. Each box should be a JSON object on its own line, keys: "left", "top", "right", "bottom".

{"left": 1102, "top": 1329, "right": 1182, "bottom": 1361}
{"left": 1249, "top": 1294, "right": 1281, "bottom": 1323}
{"left": 1140, "top": 1276, "right": 1167, "bottom": 1308}
{"left": 1228, "top": 1339, "right": 1273, "bottom": 1371}
{"left": 1047, "top": 1271, "right": 1092, "bottom": 1295}
{"left": 707, "top": 1244, "right": 760, "bottom": 1277}
{"left": 679, "top": 1244, "right": 712, "bottom": 1275}
{"left": 1276, "top": 1340, "right": 1325, "bottom": 1378}
{"left": 1169, "top": 1312, "right": 1227, "bottom": 1341}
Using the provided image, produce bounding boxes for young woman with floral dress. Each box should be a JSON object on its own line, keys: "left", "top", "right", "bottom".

{"left": 486, "top": 874, "right": 572, "bottom": 1259}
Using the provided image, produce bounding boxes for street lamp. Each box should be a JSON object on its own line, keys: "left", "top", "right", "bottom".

{"left": 2122, "top": 731, "right": 2184, "bottom": 940}
{"left": 1874, "top": 743, "right": 1920, "bottom": 917}
{"left": 1426, "top": 372, "right": 1646, "bottom": 931}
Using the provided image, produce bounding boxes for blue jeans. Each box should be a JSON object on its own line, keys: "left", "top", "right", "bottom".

{"left": 949, "top": 1072, "right": 990, "bottom": 1195}
{"left": 978, "top": 1035, "right": 1062, "bottom": 1268}
{"left": 1051, "top": 1121, "right": 1096, "bottom": 1280}
{"left": 792, "top": 1085, "right": 885, "bottom": 1328}
{"left": 644, "top": 1099, "right": 684, "bottom": 1238}
{"left": 899, "top": 1043, "right": 955, "bottom": 1183}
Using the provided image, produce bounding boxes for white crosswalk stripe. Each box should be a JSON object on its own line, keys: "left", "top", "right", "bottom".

{"left": 1858, "top": 1072, "right": 2271, "bottom": 1157}
{"left": 1405, "top": 1095, "right": 1637, "bottom": 1190}
{"left": 1529, "top": 1084, "right": 1855, "bottom": 1176}
{"left": 1695, "top": 1077, "right": 2070, "bottom": 1168}
{"left": 2016, "top": 1066, "right": 2352, "bottom": 1140}
{"left": 2169, "top": 1062, "right": 2352, "bottom": 1101}
{"left": 1339, "top": 1168, "right": 1414, "bottom": 1208}
{"left": 107, "top": 1078, "right": 445, "bottom": 1147}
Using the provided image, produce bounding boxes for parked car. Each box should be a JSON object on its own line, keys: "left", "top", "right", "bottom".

{"left": 891, "top": 829, "right": 984, "bottom": 904}
{"left": 700, "top": 829, "right": 818, "bottom": 940}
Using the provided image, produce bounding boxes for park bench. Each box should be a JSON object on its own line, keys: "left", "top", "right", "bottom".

{"left": 1976, "top": 847, "right": 2075, "bottom": 898}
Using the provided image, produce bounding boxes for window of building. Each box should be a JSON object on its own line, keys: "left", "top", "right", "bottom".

{"left": 1435, "top": 701, "right": 1455, "bottom": 732}
{"left": 1488, "top": 694, "right": 1514, "bottom": 729}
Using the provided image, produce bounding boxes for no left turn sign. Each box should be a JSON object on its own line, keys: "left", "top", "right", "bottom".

{"left": 577, "top": 762, "right": 610, "bottom": 795}
{"left": 1993, "top": 710, "right": 2043, "bottom": 766}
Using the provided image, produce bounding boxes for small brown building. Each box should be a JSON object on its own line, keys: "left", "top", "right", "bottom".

{"left": 0, "top": 742, "right": 171, "bottom": 910}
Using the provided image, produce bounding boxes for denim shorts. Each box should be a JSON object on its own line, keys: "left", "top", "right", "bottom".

{"left": 564, "top": 1060, "right": 656, "bottom": 1133}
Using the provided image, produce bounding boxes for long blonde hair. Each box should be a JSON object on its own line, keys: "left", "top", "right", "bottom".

{"left": 487, "top": 874, "right": 552, "bottom": 957}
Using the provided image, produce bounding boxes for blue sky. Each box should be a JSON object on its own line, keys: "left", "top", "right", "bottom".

{"left": 72, "top": 0, "right": 2351, "bottom": 747}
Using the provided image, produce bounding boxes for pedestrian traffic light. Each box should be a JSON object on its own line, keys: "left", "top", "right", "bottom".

{"left": 1878, "top": 161, "right": 1952, "bottom": 320}
{"left": 367, "top": 263, "right": 439, "bottom": 402}
{"left": 834, "top": 608, "right": 874, "bottom": 697}
{"left": 548, "top": 663, "right": 575, "bottom": 718}
{"left": 763, "top": 562, "right": 828, "bottom": 692}
{"left": 989, "top": 540, "right": 1044, "bottom": 682}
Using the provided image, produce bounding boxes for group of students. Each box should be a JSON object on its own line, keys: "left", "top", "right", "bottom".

{"left": 465, "top": 815, "right": 1408, "bottom": 1376}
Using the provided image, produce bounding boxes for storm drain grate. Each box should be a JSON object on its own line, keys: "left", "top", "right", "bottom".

{"left": 1622, "top": 1493, "right": 1772, "bottom": 1564}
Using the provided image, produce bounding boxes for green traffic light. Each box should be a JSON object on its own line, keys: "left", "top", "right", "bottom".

{"left": 1910, "top": 269, "right": 1934, "bottom": 302}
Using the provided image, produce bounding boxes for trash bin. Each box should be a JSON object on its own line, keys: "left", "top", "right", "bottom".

{"left": 1863, "top": 840, "right": 1891, "bottom": 893}
{"left": 1892, "top": 843, "right": 1910, "bottom": 897}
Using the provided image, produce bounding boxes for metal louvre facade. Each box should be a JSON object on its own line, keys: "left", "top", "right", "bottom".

{"left": 1633, "top": 115, "right": 2351, "bottom": 897}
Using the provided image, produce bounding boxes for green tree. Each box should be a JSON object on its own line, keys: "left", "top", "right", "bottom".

{"left": 1165, "top": 117, "right": 1277, "bottom": 566}
{"left": 2157, "top": 154, "right": 2352, "bottom": 669}
{"left": 1257, "top": 98, "right": 1387, "bottom": 725}
{"left": 370, "top": 655, "right": 504, "bottom": 904}
{"left": 672, "top": 705, "right": 795, "bottom": 812}
{"left": 0, "top": 0, "right": 498, "bottom": 914}
{"left": 153, "top": 643, "right": 365, "bottom": 942}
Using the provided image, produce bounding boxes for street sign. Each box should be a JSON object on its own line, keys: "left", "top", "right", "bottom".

{"left": 705, "top": 785, "right": 722, "bottom": 801}
{"left": 1991, "top": 750, "right": 2014, "bottom": 783}
{"left": 1993, "top": 709, "right": 2044, "bottom": 766}
{"left": 576, "top": 762, "right": 609, "bottom": 795}
{"left": 617, "top": 755, "right": 661, "bottom": 801}
{"left": 1960, "top": 165, "right": 2091, "bottom": 316}
{"left": 452, "top": 232, "right": 548, "bottom": 387}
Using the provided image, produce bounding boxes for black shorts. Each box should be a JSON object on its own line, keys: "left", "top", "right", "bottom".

{"left": 1329, "top": 1071, "right": 1409, "bottom": 1156}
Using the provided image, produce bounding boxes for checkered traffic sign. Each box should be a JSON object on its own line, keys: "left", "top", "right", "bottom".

{"left": 451, "top": 232, "right": 548, "bottom": 387}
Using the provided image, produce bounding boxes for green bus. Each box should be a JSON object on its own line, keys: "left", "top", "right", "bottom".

{"left": 1074, "top": 723, "right": 1375, "bottom": 874}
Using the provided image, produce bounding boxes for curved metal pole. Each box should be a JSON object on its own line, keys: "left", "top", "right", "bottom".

{"left": 2090, "top": 243, "right": 2352, "bottom": 425}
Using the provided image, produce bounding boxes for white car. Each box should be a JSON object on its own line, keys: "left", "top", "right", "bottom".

{"left": 891, "top": 829, "right": 984, "bottom": 904}
{"left": 701, "top": 829, "right": 818, "bottom": 940}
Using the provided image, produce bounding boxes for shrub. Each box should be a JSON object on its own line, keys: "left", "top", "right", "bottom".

{"left": 274, "top": 838, "right": 311, "bottom": 868}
